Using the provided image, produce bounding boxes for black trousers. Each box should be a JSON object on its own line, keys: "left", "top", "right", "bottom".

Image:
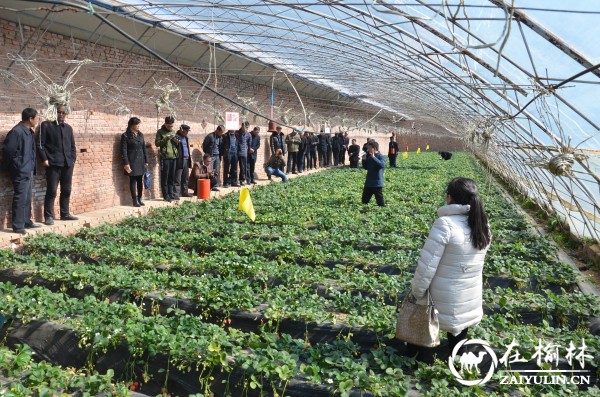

{"left": 174, "top": 159, "right": 189, "bottom": 198}
{"left": 310, "top": 149, "right": 317, "bottom": 169}
{"left": 389, "top": 154, "right": 397, "bottom": 167}
{"left": 248, "top": 156, "right": 257, "bottom": 183}
{"left": 160, "top": 158, "right": 177, "bottom": 199}
{"left": 129, "top": 175, "right": 143, "bottom": 201}
{"left": 287, "top": 151, "right": 299, "bottom": 173}
{"left": 223, "top": 154, "right": 238, "bottom": 185}
{"left": 211, "top": 156, "right": 221, "bottom": 186}
{"left": 238, "top": 156, "right": 248, "bottom": 183}
{"left": 299, "top": 151, "right": 308, "bottom": 172}
{"left": 44, "top": 164, "right": 74, "bottom": 219}
{"left": 318, "top": 150, "right": 327, "bottom": 168}
{"left": 362, "top": 186, "right": 385, "bottom": 206}
{"left": 10, "top": 172, "right": 33, "bottom": 230}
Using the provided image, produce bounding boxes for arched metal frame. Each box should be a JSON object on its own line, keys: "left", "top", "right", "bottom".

{"left": 1, "top": 0, "right": 599, "bottom": 240}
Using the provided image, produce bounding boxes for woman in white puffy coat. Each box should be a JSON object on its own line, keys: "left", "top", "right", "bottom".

{"left": 409, "top": 177, "right": 491, "bottom": 355}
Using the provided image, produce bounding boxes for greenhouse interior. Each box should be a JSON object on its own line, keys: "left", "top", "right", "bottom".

{"left": 0, "top": 0, "right": 599, "bottom": 396}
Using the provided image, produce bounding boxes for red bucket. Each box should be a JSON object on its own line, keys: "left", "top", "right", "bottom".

{"left": 197, "top": 179, "right": 211, "bottom": 200}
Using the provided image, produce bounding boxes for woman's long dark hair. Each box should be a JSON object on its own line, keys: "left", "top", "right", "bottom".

{"left": 446, "top": 177, "right": 491, "bottom": 250}
{"left": 126, "top": 117, "right": 141, "bottom": 135}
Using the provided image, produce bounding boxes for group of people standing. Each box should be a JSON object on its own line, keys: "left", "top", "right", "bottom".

{"left": 268, "top": 125, "right": 354, "bottom": 174}
{"left": 1, "top": 106, "right": 79, "bottom": 234}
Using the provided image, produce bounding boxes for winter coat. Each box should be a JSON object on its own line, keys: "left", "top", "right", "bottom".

{"left": 411, "top": 204, "right": 491, "bottom": 335}
{"left": 2, "top": 122, "right": 36, "bottom": 177}
{"left": 285, "top": 133, "right": 301, "bottom": 153}
{"left": 121, "top": 131, "right": 148, "bottom": 176}
{"left": 37, "top": 120, "right": 77, "bottom": 167}
{"left": 249, "top": 134, "right": 261, "bottom": 160}
{"left": 266, "top": 154, "right": 285, "bottom": 171}
{"left": 202, "top": 132, "right": 222, "bottom": 158}
{"left": 269, "top": 132, "right": 282, "bottom": 155}
{"left": 361, "top": 152, "right": 385, "bottom": 187}
{"left": 317, "top": 133, "right": 331, "bottom": 152}
{"left": 332, "top": 134, "right": 343, "bottom": 151}
{"left": 236, "top": 130, "right": 252, "bottom": 157}
{"left": 222, "top": 132, "right": 238, "bottom": 157}
{"left": 175, "top": 133, "right": 192, "bottom": 170}
{"left": 155, "top": 125, "right": 178, "bottom": 159}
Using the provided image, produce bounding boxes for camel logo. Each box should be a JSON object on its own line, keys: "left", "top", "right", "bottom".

{"left": 449, "top": 339, "right": 498, "bottom": 386}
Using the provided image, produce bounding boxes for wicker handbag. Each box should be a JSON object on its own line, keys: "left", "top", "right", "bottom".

{"left": 395, "top": 291, "right": 440, "bottom": 347}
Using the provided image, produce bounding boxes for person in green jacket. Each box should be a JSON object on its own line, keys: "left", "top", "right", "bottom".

{"left": 155, "top": 116, "right": 178, "bottom": 201}
{"left": 285, "top": 128, "right": 302, "bottom": 174}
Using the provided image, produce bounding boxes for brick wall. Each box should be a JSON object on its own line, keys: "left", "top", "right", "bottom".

{"left": 0, "top": 18, "right": 462, "bottom": 228}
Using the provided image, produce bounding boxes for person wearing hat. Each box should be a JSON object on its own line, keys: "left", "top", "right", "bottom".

{"left": 174, "top": 124, "right": 192, "bottom": 198}
{"left": 268, "top": 121, "right": 282, "bottom": 156}
{"left": 285, "top": 128, "right": 302, "bottom": 174}
{"left": 155, "top": 116, "right": 178, "bottom": 202}
{"left": 202, "top": 125, "right": 225, "bottom": 187}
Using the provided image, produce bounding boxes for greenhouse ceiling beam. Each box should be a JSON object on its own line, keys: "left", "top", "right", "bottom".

{"left": 244, "top": 1, "right": 470, "bottom": 113}
{"left": 488, "top": 0, "right": 600, "bottom": 79}
{"left": 169, "top": 16, "right": 454, "bottom": 108}
{"left": 373, "top": 0, "right": 526, "bottom": 95}
{"left": 410, "top": 0, "right": 600, "bottom": 133}
{"left": 111, "top": 1, "right": 510, "bottom": 124}
{"left": 114, "top": 6, "right": 451, "bottom": 113}
{"left": 94, "top": 1, "right": 480, "bottom": 120}
{"left": 323, "top": 1, "right": 536, "bottom": 123}
{"left": 412, "top": 0, "right": 545, "bottom": 90}
{"left": 92, "top": 1, "right": 365, "bottom": 103}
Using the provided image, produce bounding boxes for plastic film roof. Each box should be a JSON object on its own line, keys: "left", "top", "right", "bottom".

{"left": 86, "top": 0, "right": 599, "bottom": 239}
{"left": 3, "top": 0, "right": 600, "bottom": 240}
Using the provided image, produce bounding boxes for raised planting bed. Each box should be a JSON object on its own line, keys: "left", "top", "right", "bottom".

{"left": 1, "top": 152, "right": 598, "bottom": 396}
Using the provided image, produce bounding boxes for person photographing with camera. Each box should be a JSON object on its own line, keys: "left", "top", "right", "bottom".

{"left": 155, "top": 116, "right": 178, "bottom": 202}
{"left": 361, "top": 141, "right": 386, "bottom": 207}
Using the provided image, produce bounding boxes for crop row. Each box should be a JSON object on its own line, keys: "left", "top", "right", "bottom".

{"left": 1, "top": 152, "right": 598, "bottom": 396}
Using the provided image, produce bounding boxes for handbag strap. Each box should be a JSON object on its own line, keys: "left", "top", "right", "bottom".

{"left": 426, "top": 290, "right": 436, "bottom": 307}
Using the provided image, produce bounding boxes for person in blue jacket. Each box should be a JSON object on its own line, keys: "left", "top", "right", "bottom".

{"left": 361, "top": 141, "right": 386, "bottom": 206}
{"left": 1, "top": 108, "right": 42, "bottom": 233}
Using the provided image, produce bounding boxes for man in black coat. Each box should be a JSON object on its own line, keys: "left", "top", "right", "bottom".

{"left": 221, "top": 129, "right": 239, "bottom": 187}
{"left": 317, "top": 131, "right": 331, "bottom": 168}
{"left": 348, "top": 139, "right": 360, "bottom": 168}
{"left": 247, "top": 127, "right": 261, "bottom": 184}
{"left": 202, "top": 125, "right": 224, "bottom": 186}
{"left": 388, "top": 136, "right": 399, "bottom": 168}
{"left": 37, "top": 104, "right": 78, "bottom": 225}
{"left": 2, "top": 108, "right": 42, "bottom": 234}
